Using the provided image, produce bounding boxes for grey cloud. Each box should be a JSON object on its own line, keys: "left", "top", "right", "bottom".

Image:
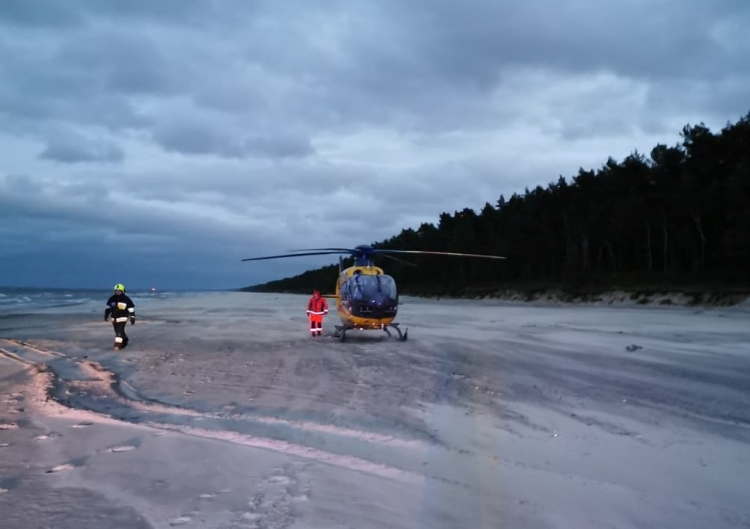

{"left": 84, "top": 0, "right": 220, "bottom": 25}
{"left": 1, "top": 0, "right": 749, "bottom": 289}
{"left": 0, "top": 0, "right": 84, "bottom": 28}
{"left": 0, "top": 179, "right": 329, "bottom": 289}
{"left": 3, "top": 0, "right": 746, "bottom": 142}
{"left": 5, "top": 174, "right": 42, "bottom": 194}
{"left": 38, "top": 132, "right": 124, "bottom": 164}
{"left": 370, "top": 0, "right": 749, "bottom": 82}
{"left": 0, "top": 29, "right": 170, "bottom": 127}
{"left": 0, "top": 174, "right": 286, "bottom": 250}
{"left": 645, "top": 76, "right": 750, "bottom": 125}
{"left": 0, "top": 0, "right": 226, "bottom": 29}
{"left": 0, "top": 66, "right": 148, "bottom": 133}
{"left": 152, "top": 120, "right": 235, "bottom": 157}
{"left": 243, "top": 135, "right": 316, "bottom": 159}
{"left": 117, "top": 157, "right": 382, "bottom": 205}
{"left": 152, "top": 118, "right": 315, "bottom": 159}
{"left": 56, "top": 30, "right": 182, "bottom": 96}
{"left": 0, "top": 166, "right": 418, "bottom": 262}
{"left": 296, "top": 0, "right": 750, "bottom": 133}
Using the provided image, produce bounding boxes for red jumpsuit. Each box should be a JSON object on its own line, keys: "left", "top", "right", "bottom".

{"left": 306, "top": 291, "right": 329, "bottom": 336}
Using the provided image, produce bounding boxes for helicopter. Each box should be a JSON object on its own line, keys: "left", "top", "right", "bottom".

{"left": 241, "top": 244, "right": 506, "bottom": 342}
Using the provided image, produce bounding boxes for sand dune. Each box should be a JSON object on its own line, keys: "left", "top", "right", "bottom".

{"left": 1, "top": 292, "right": 749, "bottom": 528}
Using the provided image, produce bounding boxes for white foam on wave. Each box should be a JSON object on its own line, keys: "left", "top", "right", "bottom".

{"left": 0, "top": 288, "right": 106, "bottom": 313}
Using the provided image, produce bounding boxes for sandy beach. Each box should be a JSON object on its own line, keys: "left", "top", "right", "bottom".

{"left": 1, "top": 291, "right": 749, "bottom": 528}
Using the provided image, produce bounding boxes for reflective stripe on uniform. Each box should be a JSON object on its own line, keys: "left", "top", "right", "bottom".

{"left": 128, "top": 307, "right": 135, "bottom": 313}
{"left": 115, "top": 337, "right": 124, "bottom": 343}
{"left": 115, "top": 317, "right": 129, "bottom": 322}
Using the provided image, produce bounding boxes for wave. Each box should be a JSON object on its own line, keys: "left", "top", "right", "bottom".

{"left": 0, "top": 288, "right": 104, "bottom": 313}
{"left": 0, "top": 287, "right": 212, "bottom": 314}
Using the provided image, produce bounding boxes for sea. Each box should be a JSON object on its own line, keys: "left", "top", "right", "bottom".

{"left": 0, "top": 287, "right": 218, "bottom": 315}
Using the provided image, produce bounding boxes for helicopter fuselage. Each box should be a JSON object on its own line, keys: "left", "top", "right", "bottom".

{"left": 334, "top": 264, "right": 399, "bottom": 329}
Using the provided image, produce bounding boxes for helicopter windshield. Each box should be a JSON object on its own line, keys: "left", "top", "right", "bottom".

{"left": 348, "top": 273, "right": 397, "bottom": 301}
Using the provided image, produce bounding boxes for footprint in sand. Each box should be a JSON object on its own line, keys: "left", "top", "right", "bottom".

{"left": 0, "top": 443, "right": 10, "bottom": 448}
{"left": 241, "top": 512, "right": 262, "bottom": 522}
{"left": 0, "top": 423, "right": 18, "bottom": 430}
{"left": 35, "top": 432, "right": 62, "bottom": 441}
{"left": 47, "top": 464, "right": 74, "bottom": 473}
{"left": 169, "top": 516, "right": 192, "bottom": 526}
{"left": 107, "top": 445, "right": 137, "bottom": 453}
{"left": 5, "top": 393, "right": 23, "bottom": 405}
{"left": 237, "top": 467, "right": 310, "bottom": 528}
{"left": 71, "top": 422, "right": 94, "bottom": 429}
{"left": 198, "top": 493, "right": 217, "bottom": 499}
{"left": 98, "top": 437, "right": 142, "bottom": 455}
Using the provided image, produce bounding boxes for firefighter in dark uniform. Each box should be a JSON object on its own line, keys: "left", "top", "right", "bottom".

{"left": 306, "top": 289, "right": 328, "bottom": 336}
{"left": 104, "top": 283, "right": 136, "bottom": 349}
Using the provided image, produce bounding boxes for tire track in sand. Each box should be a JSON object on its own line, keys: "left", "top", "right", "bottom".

{"left": 0, "top": 338, "right": 424, "bottom": 485}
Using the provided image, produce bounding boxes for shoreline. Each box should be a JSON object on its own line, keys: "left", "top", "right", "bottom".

{"left": 240, "top": 285, "right": 750, "bottom": 308}
{"left": 421, "top": 288, "right": 750, "bottom": 308}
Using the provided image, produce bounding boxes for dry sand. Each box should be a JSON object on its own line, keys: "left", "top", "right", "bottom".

{"left": 1, "top": 292, "right": 749, "bottom": 528}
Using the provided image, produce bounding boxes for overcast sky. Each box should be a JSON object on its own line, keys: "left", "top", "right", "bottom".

{"left": 1, "top": 0, "right": 748, "bottom": 290}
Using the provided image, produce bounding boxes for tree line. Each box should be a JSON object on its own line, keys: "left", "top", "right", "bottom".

{"left": 244, "top": 111, "right": 750, "bottom": 296}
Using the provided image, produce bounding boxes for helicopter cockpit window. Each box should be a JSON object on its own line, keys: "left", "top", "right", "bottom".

{"left": 348, "top": 273, "right": 397, "bottom": 300}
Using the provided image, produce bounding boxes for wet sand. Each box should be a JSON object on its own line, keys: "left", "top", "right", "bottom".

{"left": 1, "top": 292, "right": 749, "bottom": 528}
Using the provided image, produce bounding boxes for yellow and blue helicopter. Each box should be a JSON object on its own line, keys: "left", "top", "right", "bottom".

{"left": 242, "top": 245, "right": 506, "bottom": 341}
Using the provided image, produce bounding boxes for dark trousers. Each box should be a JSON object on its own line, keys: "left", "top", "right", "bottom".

{"left": 113, "top": 321, "right": 129, "bottom": 348}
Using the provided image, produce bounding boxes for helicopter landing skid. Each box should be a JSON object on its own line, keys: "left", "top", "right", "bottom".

{"left": 333, "top": 323, "right": 408, "bottom": 342}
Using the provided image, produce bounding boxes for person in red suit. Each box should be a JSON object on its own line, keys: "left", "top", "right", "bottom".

{"left": 306, "top": 290, "right": 329, "bottom": 337}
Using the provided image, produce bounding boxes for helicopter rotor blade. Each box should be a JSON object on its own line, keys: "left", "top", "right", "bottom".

{"left": 371, "top": 249, "right": 506, "bottom": 259}
{"left": 286, "top": 247, "right": 419, "bottom": 267}
{"left": 286, "top": 247, "right": 357, "bottom": 254}
{"left": 241, "top": 251, "right": 349, "bottom": 262}
{"left": 377, "top": 253, "right": 419, "bottom": 267}
{"left": 242, "top": 245, "right": 505, "bottom": 262}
